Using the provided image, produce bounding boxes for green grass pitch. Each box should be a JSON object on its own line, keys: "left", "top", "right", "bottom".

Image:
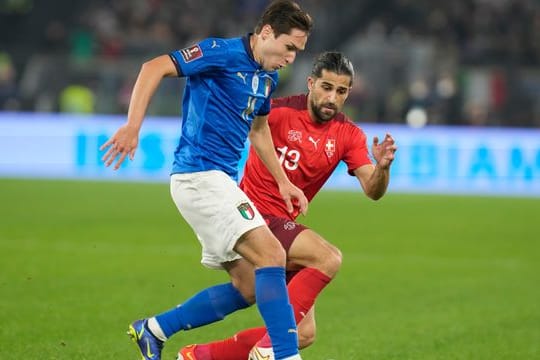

{"left": 1, "top": 178, "right": 539, "bottom": 359}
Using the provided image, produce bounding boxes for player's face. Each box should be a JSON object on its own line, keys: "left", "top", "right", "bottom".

{"left": 307, "top": 70, "right": 351, "bottom": 124}
{"left": 257, "top": 25, "right": 308, "bottom": 71}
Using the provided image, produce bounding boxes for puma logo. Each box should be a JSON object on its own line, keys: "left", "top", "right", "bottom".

{"left": 237, "top": 72, "right": 248, "bottom": 84}
{"left": 211, "top": 40, "right": 219, "bottom": 48}
{"left": 308, "top": 136, "right": 320, "bottom": 149}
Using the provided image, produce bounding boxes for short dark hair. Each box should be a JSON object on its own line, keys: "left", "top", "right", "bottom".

{"left": 254, "top": 0, "right": 313, "bottom": 37}
{"left": 311, "top": 51, "right": 355, "bottom": 85}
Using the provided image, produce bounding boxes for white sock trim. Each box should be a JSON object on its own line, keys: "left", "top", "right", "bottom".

{"left": 147, "top": 317, "right": 168, "bottom": 342}
{"left": 282, "top": 355, "right": 302, "bottom": 360}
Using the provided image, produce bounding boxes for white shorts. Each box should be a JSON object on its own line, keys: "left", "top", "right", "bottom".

{"left": 170, "top": 170, "right": 266, "bottom": 269}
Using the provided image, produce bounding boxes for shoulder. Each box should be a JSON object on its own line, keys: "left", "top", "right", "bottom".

{"left": 215, "top": 36, "right": 242, "bottom": 49}
{"left": 199, "top": 37, "right": 231, "bottom": 48}
{"left": 193, "top": 37, "right": 232, "bottom": 57}
{"left": 267, "top": 95, "right": 306, "bottom": 127}
{"left": 172, "top": 37, "right": 231, "bottom": 66}
{"left": 333, "top": 113, "right": 367, "bottom": 141}
{"left": 270, "top": 94, "right": 307, "bottom": 121}
{"left": 335, "top": 112, "right": 360, "bottom": 130}
{"left": 271, "top": 94, "right": 308, "bottom": 110}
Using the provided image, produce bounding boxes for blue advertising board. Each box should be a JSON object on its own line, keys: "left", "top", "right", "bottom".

{"left": 1, "top": 112, "right": 539, "bottom": 197}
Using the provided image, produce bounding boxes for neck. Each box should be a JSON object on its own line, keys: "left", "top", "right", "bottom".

{"left": 250, "top": 34, "right": 262, "bottom": 64}
{"left": 306, "top": 95, "right": 320, "bottom": 124}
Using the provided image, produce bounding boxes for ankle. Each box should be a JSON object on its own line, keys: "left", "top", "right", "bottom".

{"left": 194, "top": 344, "right": 212, "bottom": 360}
{"left": 256, "top": 333, "right": 272, "bottom": 347}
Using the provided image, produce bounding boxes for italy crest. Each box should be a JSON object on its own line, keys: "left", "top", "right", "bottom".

{"left": 237, "top": 202, "right": 255, "bottom": 220}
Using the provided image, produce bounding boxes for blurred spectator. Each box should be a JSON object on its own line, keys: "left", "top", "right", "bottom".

{"left": 1, "top": 0, "right": 539, "bottom": 127}
{"left": 0, "top": 52, "right": 20, "bottom": 110}
{"left": 59, "top": 83, "right": 95, "bottom": 113}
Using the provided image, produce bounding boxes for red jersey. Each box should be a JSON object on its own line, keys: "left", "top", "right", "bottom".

{"left": 240, "top": 94, "right": 372, "bottom": 220}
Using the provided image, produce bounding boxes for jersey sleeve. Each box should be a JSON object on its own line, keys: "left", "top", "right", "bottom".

{"left": 257, "top": 96, "right": 271, "bottom": 116}
{"left": 169, "top": 38, "right": 229, "bottom": 77}
{"left": 343, "top": 125, "right": 373, "bottom": 175}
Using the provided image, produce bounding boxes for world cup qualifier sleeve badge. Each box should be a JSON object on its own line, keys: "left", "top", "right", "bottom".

{"left": 237, "top": 202, "right": 255, "bottom": 220}
{"left": 180, "top": 44, "right": 203, "bottom": 63}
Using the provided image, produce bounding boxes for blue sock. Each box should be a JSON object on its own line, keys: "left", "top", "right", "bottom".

{"left": 255, "top": 267, "right": 299, "bottom": 359}
{"left": 154, "top": 283, "right": 250, "bottom": 338}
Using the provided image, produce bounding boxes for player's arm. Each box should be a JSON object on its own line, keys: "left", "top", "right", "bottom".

{"left": 101, "top": 55, "right": 177, "bottom": 169}
{"left": 249, "top": 115, "right": 308, "bottom": 215}
{"left": 353, "top": 133, "right": 397, "bottom": 200}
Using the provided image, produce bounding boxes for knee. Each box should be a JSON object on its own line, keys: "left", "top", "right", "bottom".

{"left": 257, "top": 239, "right": 287, "bottom": 268}
{"left": 241, "top": 228, "right": 287, "bottom": 268}
{"left": 319, "top": 244, "right": 342, "bottom": 278}
{"left": 230, "top": 277, "right": 256, "bottom": 304}
{"left": 267, "top": 242, "right": 287, "bottom": 266}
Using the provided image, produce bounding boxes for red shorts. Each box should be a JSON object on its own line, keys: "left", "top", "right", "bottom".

{"left": 263, "top": 214, "right": 308, "bottom": 283}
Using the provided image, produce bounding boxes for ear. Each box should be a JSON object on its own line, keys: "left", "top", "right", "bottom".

{"left": 261, "top": 24, "right": 274, "bottom": 40}
{"left": 307, "top": 76, "right": 315, "bottom": 91}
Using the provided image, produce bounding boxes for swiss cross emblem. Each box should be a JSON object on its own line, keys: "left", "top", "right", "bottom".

{"left": 287, "top": 130, "right": 302, "bottom": 143}
{"left": 325, "top": 138, "right": 336, "bottom": 157}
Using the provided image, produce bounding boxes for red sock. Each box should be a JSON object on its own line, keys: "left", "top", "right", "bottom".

{"left": 258, "top": 267, "right": 332, "bottom": 347}
{"left": 288, "top": 267, "right": 332, "bottom": 322}
{"left": 205, "top": 327, "right": 267, "bottom": 360}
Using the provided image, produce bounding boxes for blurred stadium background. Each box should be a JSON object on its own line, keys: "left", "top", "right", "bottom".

{"left": 1, "top": 1, "right": 539, "bottom": 359}
{"left": 1, "top": 0, "right": 540, "bottom": 126}
{"left": 2, "top": 0, "right": 540, "bottom": 195}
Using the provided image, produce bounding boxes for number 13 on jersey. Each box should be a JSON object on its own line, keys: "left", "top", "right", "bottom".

{"left": 277, "top": 145, "right": 300, "bottom": 170}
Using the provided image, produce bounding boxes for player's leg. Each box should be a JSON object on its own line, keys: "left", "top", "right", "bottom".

{"left": 281, "top": 226, "right": 342, "bottom": 324}
{"left": 127, "top": 171, "right": 256, "bottom": 359}
{"left": 250, "top": 219, "right": 340, "bottom": 357}
{"left": 129, "top": 171, "right": 298, "bottom": 360}
{"left": 176, "top": 217, "right": 331, "bottom": 360}
{"left": 297, "top": 307, "right": 316, "bottom": 349}
{"left": 177, "top": 308, "right": 316, "bottom": 360}
{"left": 284, "top": 228, "right": 341, "bottom": 325}
{"left": 287, "top": 229, "right": 343, "bottom": 279}
{"left": 179, "top": 219, "right": 336, "bottom": 359}
{"left": 232, "top": 225, "right": 300, "bottom": 360}
{"left": 222, "top": 256, "right": 257, "bottom": 303}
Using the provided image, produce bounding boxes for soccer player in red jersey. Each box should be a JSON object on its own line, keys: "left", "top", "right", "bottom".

{"left": 177, "top": 51, "right": 397, "bottom": 360}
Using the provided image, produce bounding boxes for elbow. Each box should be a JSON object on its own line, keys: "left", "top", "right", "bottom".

{"left": 248, "top": 129, "right": 261, "bottom": 148}
{"left": 140, "top": 56, "right": 173, "bottom": 78}
{"left": 365, "top": 189, "right": 385, "bottom": 201}
{"left": 248, "top": 131, "right": 256, "bottom": 149}
{"left": 139, "top": 61, "right": 158, "bottom": 81}
{"left": 140, "top": 59, "right": 155, "bottom": 73}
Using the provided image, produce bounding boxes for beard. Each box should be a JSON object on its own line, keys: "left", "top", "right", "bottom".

{"left": 310, "top": 99, "right": 338, "bottom": 124}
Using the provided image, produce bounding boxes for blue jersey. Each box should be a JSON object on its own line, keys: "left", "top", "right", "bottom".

{"left": 169, "top": 35, "right": 278, "bottom": 180}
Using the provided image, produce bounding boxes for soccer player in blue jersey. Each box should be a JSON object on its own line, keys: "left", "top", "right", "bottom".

{"left": 100, "top": 1, "right": 312, "bottom": 360}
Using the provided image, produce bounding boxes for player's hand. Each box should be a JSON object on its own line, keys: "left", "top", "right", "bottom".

{"left": 100, "top": 124, "right": 139, "bottom": 170}
{"left": 372, "top": 133, "right": 397, "bottom": 169}
{"left": 279, "top": 181, "right": 308, "bottom": 216}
